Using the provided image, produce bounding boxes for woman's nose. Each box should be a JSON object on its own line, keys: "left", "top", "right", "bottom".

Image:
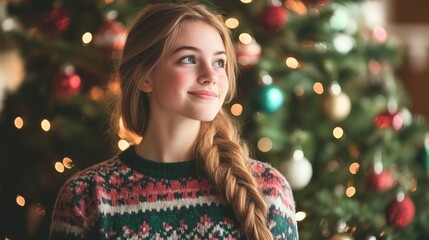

{"left": 198, "top": 63, "right": 217, "bottom": 85}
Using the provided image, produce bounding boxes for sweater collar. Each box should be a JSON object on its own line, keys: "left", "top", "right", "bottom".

{"left": 118, "top": 146, "right": 198, "bottom": 179}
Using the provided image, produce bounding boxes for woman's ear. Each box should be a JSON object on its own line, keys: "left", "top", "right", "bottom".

{"left": 140, "top": 79, "right": 153, "bottom": 93}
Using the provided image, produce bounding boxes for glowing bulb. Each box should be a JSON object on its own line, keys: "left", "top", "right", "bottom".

{"left": 63, "top": 157, "right": 74, "bottom": 169}
{"left": 346, "top": 186, "right": 356, "bottom": 197}
{"left": 240, "top": 0, "right": 252, "bottom": 3}
{"left": 349, "top": 162, "right": 360, "bottom": 174}
{"left": 118, "top": 139, "right": 130, "bottom": 150}
{"left": 55, "top": 162, "right": 65, "bottom": 173}
{"left": 14, "top": 117, "right": 24, "bottom": 129}
{"left": 90, "top": 87, "right": 104, "bottom": 100}
{"left": 231, "top": 103, "right": 243, "bottom": 116}
{"left": 257, "top": 137, "right": 273, "bottom": 152}
{"left": 16, "top": 195, "right": 25, "bottom": 207}
{"left": 285, "top": 57, "right": 299, "bottom": 69}
{"left": 238, "top": 33, "right": 252, "bottom": 44}
{"left": 82, "top": 32, "right": 93, "bottom": 44}
{"left": 333, "top": 127, "right": 344, "bottom": 139}
{"left": 225, "top": 18, "right": 239, "bottom": 29}
{"left": 313, "top": 82, "right": 324, "bottom": 94}
{"left": 41, "top": 119, "right": 51, "bottom": 132}
{"left": 296, "top": 211, "right": 307, "bottom": 221}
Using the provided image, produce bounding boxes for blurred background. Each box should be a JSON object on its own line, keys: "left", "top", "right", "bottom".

{"left": 1, "top": 0, "right": 428, "bottom": 239}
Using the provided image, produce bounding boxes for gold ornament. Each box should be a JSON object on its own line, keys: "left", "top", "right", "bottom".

{"left": 322, "top": 91, "right": 351, "bottom": 121}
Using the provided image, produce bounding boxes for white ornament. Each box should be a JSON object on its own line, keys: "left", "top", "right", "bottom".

{"left": 278, "top": 149, "right": 313, "bottom": 190}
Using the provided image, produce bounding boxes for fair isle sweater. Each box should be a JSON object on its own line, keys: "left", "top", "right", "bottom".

{"left": 50, "top": 146, "right": 298, "bottom": 239}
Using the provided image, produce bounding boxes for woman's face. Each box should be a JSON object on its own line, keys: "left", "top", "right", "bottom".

{"left": 144, "top": 21, "right": 229, "bottom": 122}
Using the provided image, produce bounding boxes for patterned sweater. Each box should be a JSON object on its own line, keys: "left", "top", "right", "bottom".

{"left": 50, "top": 146, "right": 298, "bottom": 239}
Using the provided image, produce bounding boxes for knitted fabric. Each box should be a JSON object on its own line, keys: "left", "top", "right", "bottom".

{"left": 50, "top": 146, "right": 298, "bottom": 239}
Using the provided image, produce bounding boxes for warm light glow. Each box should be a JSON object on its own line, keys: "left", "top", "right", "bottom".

{"left": 346, "top": 186, "right": 356, "bottom": 197}
{"left": 257, "top": 137, "right": 273, "bottom": 152}
{"left": 90, "top": 87, "right": 104, "bottom": 100}
{"left": 286, "top": 0, "right": 307, "bottom": 15}
{"left": 238, "top": 33, "right": 253, "bottom": 44}
{"left": 63, "top": 157, "right": 74, "bottom": 169}
{"left": 108, "top": 80, "right": 120, "bottom": 93}
{"left": 14, "top": 117, "right": 24, "bottom": 129}
{"left": 105, "top": 0, "right": 114, "bottom": 4}
{"left": 225, "top": 18, "right": 239, "bottom": 29}
{"left": 349, "top": 162, "right": 360, "bottom": 174}
{"left": 55, "top": 162, "right": 65, "bottom": 173}
{"left": 82, "top": 32, "right": 93, "bottom": 44}
{"left": 231, "top": 103, "right": 243, "bottom": 116}
{"left": 313, "top": 82, "right": 324, "bottom": 94}
{"left": 333, "top": 127, "right": 344, "bottom": 139}
{"left": 296, "top": 211, "right": 307, "bottom": 221}
{"left": 118, "top": 139, "right": 130, "bottom": 151}
{"left": 285, "top": 57, "right": 299, "bottom": 69}
{"left": 410, "top": 178, "right": 417, "bottom": 192}
{"left": 16, "top": 195, "right": 25, "bottom": 207}
{"left": 294, "top": 85, "right": 304, "bottom": 97}
{"left": 41, "top": 119, "right": 51, "bottom": 132}
{"left": 240, "top": 0, "right": 252, "bottom": 3}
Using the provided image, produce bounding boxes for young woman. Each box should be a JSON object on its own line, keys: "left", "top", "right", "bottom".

{"left": 50, "top": 2, "right": 298, "bottom": 240}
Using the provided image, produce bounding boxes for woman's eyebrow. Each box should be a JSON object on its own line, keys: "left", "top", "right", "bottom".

{"left": 171, "top": 46, "right": 226, "bottom": 56}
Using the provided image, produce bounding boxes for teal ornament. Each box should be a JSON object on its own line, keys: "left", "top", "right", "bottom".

{"left": 253, "top": 85, "right": 284, "bottom": 113}
{"left": 425, "top": 149, "right": 429, "bottom": 172}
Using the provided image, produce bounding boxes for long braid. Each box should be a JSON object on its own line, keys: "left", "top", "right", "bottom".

{"left": 195, "top": 109, "right": 273, "bottom": 240}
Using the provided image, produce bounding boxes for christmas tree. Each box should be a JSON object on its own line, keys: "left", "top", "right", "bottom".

{"left": 1, "top": 0, "right": 428, "bottom": 239}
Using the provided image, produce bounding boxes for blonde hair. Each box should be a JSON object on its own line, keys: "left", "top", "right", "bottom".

{"left": 118, "top": 2, "right": 272, "bottom": 239}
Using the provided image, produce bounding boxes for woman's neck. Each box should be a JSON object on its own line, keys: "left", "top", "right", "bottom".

{"left": 135, "top": 118, "right": 201, "bottom": 163}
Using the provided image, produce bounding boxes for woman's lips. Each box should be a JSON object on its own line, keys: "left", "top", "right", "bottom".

{"left": 188, "top": 90, "right": 218, "bottom": 99}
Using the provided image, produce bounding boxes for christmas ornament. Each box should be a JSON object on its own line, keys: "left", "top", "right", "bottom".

{"left": 374, "top": 104, "right": 403, "bottom": 131}
{"left": 366, "top": 150, "right": 396, "bottom": 192}
{"left": 330, "top": 233, "right": 354, "bottom": 240}
{"left": 333, "top": 34, "right": 355, "bottom": 54}
{"left": 385, "top": 192, "right": 415, "bottom": 229}
{"left": 236, "top": 38, "right": 261, "bottom": 67}
{"left": 53, "top": 65, "right": 81, "bottom": 98}
{"left": 94, "top": 11, "right": 127, "bottom": 53}
{"left": 259, "top": 2, "right": 287, "bottom": 33}
{"left": 366, "top": 170, "right": 395, "bottom": 192}
{"left": 42, "top": 2, "right": 70, "bottom": 34}
{"left": 278, "top": 149, "right": 313, "bottom": 190}
{"left": 252, "top": 84, "right": 284, "bottom": 113}
{"left": 322, "top": 82, "right": 351, "bottom": 121}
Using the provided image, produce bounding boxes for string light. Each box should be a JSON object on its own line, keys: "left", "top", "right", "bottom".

{"left": 14, "top": 117, "right": 24, "bottom": 129}
{"left": 313, "top": 82, "right": 324, "bottom": 94}
{"left": 90, "top": 87, "right": 104, "bottom": 100}
{"left": 82, "top": 32, "right": 93, "bottom": 44}
{"left": 349, "top": 162, "right": 360, "bottom": 174}
{"left": 240, "top": 0, "right": 252, "bottom": 3}
{"left": 296, "top": 211, "right": 307, "bottom": 221}
{"left": 55, "top": 162, "right": 65, "bottom": 173}
{"left": 257, "top": 137, "right": 273, "bottom": 152}
{"left": 16, "top": 195, "right": 25, "bottom": 207}
{"left": 62, "top": 157, "right": 74, "bottom": 169}
{"left": 238, "top": 33, "right": 252, "bottom": 44}
{"left": 346, "top": 185, "right": 356, "bottom": 197}
{"left": 333, "top": 127, "right": 344, "bottom": 139}
{"left": 41, "top": 119, "right": 51, "bottom": 132}
{"left": 118, "top": 139, "right": 130, "bottom": 151}
{"left": 231, "top": 103, "right": 243, "bottom": 116}
{"left": 225, "top": 18, "right": 239, "bottom": 29}
{"left": 285, "top": 57, "right": 299, "bottom": 69}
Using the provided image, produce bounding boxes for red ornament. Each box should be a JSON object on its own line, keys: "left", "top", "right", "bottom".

{"left": 374, "top": 110, "right": 403, "bottom": 130}
{"left": 94, "top": 11, "right": 127, "bottom": 53}
{"left": 53, "top": 65, "right": 81, "bottom": 98}
{"left": 385, "top": 195, "right": 415, "bottom": 229}
{"left": 301, "top": 0, "right": 330, "bottom": 5}
{"left": 42, "top": 3, "right": 71, "bottom": 34}
{"left": 365, "top": 170, "right": 396, "bottom": 192}
{"left": 259, "top": 5, "right": 287, "bottom": 33}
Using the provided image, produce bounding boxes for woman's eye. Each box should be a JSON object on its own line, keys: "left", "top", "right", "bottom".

{"left": 214, "top": 59, "right": 225, "bottom": 68}
{"left": 179, "top": 56, "right": 195, "bottom": 64}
